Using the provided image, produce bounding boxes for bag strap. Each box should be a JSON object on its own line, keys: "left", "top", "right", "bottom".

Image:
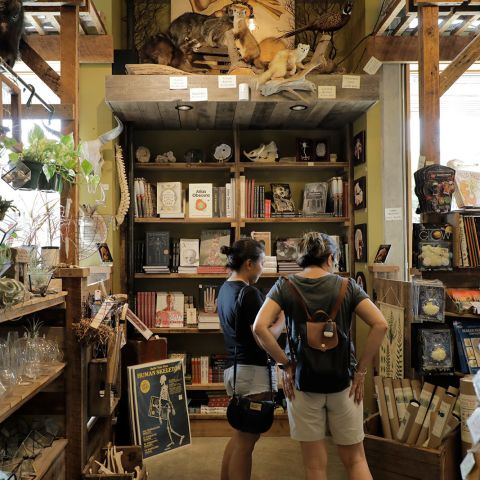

{"left": 284, "top": 276, "right": 349, "bottom": 321}
{"left": 232, "top": 285, "right": 273, "bottom": 400}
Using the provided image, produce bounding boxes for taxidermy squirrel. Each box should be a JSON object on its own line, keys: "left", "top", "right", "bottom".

{"left": 142, "top": 33, "right": 199, "bottom": 72}
{"left": 232, "top": 12, "right": 260, "bottom": 65}
{"left": 255, "top": 43, "right": 310, "bottom": 86}
{"left": 0, "top": 0, "right": 24, "bottom": 67}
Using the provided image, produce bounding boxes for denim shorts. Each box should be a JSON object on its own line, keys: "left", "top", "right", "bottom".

{"left": 224, "top": 364, "right": 277, "bottom": 397}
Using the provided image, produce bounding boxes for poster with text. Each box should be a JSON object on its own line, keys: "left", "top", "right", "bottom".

{"left": 129, "top": 359, "right": 191, "bottom": 459}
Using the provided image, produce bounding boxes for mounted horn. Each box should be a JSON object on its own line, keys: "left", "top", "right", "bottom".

{"left": 98, "top": 115, "right": 123, "bottom": 145}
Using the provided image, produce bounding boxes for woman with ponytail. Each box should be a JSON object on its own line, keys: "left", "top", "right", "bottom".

{"left": 217, "top": 238, "right": 283, "bottom": 480}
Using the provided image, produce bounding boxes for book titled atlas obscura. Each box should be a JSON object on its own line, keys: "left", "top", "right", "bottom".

{"left": 189, "top": 183, "right": 213, "bottom": 218}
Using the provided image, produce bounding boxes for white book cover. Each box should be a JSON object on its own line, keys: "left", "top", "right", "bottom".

{"left": 189, "top": 183, "right": 213, "bottom": 218}
{"left": 180, "top": 238, "right": 200, "bottom": 267}
{"left": 156, "top": 291, "right": 185, "bottom": 327}
{"left": 226, "top": 183, "right": 232, "bottom": 218}
{"left": 157, "top": 182, "right": 183, "bottom": 217}
{"left": 231, "top": 178, "right": 236, "bottom": 217}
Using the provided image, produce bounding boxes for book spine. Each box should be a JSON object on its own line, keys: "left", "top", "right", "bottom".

{"left": 232, "top": 177, "right": 236, "bottom": 217}
{"left": 226, "top": 183, "right": 232, "bottom": 218}
{"left": 251, "top": 179, "right": 255, "bottom": 218}
{"left": 213, "top": 186, "right": 219, "bottom": 217}
{"left": 240, "top": 176, "right": 245, "bottom": 219}
{"left": 219, "top": 187, "right": 226, "bottom": 218}
{"left": 265, "top": 199, "right": 271, "bottom": 218}
{"left": 260, "top": 186, "right": 265, "bottom": 218}
{"left": 246, "top": 179, "right": 251, "bottom": 219}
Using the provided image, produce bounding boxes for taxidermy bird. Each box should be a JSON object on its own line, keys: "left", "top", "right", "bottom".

{"left": 283, "top": 2, "right": 353, "bottom": 38}
{"left": 0, "top": 0, "right": 24, "bottom": 67}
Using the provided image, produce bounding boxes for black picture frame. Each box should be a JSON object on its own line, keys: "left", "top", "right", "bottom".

{"left": 353, "top": 131, "right": 366, "bottom": 165}
{"left": 354, "top": 224, "right": 367, "bottom": 263}
{"left": 296, "top": 138, "right": 314, "bottom": 162}
{"left": 353, "top": 176, "right": 367, "bottom": 210}
{"left": 374, "top": 244, "right": 391, "bottom": 263}
{"left": 355, "top": 272, "right": 367, "bottom": 293}
{"left": 314, "top": 139, "right": 329, "bottom": 161}
{"left": 97, "top": 242, "right": 113, "bottom": 263}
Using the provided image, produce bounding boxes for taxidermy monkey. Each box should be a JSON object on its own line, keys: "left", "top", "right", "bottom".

{"left": 255, "top": 43, "right": 310, "bottom": 86}
{"left": 0, "top": 0, "right": 24, "bottom": 67}
{"left": 256, "top": 37, "right": 288, "bottom": 69}
{"left": 232, "top": 11, "right": 260, "bottom": 65}
{"left": 142, "top": 33, "right": 199, "bottom": 72}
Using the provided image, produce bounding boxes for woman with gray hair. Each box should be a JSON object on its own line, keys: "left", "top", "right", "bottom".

{"left": 253, "top": 232, "right": 387, "bottom": 480}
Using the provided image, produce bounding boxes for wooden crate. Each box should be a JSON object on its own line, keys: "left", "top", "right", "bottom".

{"left": 364, "top": 413, "right": 461, "bottom": 480}
{"left": 82, "top": 446, "right": 145, "bottom": 479}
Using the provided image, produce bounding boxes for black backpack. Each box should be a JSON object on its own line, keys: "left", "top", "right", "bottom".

{"left": 284, "top": 277, "right": 353, "bottom": 394}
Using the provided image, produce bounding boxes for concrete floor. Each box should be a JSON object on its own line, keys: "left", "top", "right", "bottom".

{"left": 146, "top": 436, "right": 348, "bottom": 479}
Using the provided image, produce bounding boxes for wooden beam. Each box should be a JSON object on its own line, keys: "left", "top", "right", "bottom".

{"left": 392, "top": 14, "right": 416, "bottom": 35}
{"left": 439, "top": 33, "right": 480, "bottom": 95}
{"left": 376, "top": 0, "right": 406, "bottom": 35}
{"left": 451, "top": 14, "right": 480, "bottom": 35}
{"left": 367, "top": 35, "right": 471, "bottom": 62}
{"left": 59, "top": 6, "right": 79, "bottom": 265}
{"left": 438, "top": 11, "right": 461, "bottom": 33}
{"left": 418, "top": 5, "right": 441, "bottom": 164}
{"left": 26, "top": 14, "right": 46, "bottom": 35}
{"left": 2, "top": 103, "right": 74, "bottom": 120}
{"left": 19, "top": 40, "right": 61, "bottom": 94}
{"left": 24, "top": 34, "right": 113, "bottom": 63}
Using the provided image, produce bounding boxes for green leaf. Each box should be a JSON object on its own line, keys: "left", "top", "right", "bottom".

{"left": 80, "top": 159, "right": 93, "bottom": 176}
{"left": 43, "top": 164, "right": 56, "bottom": 181}
{"left": 8, "top": 152, "right": 19, "bottom": 162}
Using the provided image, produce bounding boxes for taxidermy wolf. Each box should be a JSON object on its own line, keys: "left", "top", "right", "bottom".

{"left": 168, "top": 12, "right": 233, "bottom": 54}
{"left": 0, "top": 0, "right": 24, "bottom": 67}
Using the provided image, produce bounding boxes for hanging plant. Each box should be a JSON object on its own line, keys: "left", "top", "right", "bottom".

{"left": 0, "top": 196, "right": 19, "bottom": 221}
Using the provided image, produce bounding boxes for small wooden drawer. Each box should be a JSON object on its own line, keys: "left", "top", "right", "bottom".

{"left": 363, "top": 413, "right": 460, "bottom": 480}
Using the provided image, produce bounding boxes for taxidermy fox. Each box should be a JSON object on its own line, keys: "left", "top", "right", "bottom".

{"left": 0, "top": 0, "right": 23, "bottom": 67}
{"left": 255, "top": 43, "right": 310, "bottom": 86}
{"left": 232, "top": 12, "right": 260, "bottom": 65}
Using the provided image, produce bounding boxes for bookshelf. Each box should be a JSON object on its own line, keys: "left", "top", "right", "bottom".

{"left": 106, "top": 72, "right": 379, "bottom": 436}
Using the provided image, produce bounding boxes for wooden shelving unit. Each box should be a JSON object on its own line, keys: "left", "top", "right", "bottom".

{"left": 34, "top": 439, "right": 69, "bottom": 480}
{"left": 151, "top": 327, "right": 222, "bottom": 334}
{"left": 187, "top": 383, "right": 225, "bottom": 391}
{"left": 0, "top": 292, "right": 67, "bottom": 323}
{"left": 134, "top": 217, "right": 234, "bottom": 224}
{"left": 137, "top": 272, "right": 350, "bottom": 279}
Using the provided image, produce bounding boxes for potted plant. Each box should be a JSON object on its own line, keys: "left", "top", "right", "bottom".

{"left": 0, "top": 196, "right": 19, "bottom": 221}
{"left": 27, "top": 261, "right": 53, "bottom": 297}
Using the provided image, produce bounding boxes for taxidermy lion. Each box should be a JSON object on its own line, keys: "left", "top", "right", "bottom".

{"left": 255, "top": 43, "right": 310, "bottom": 86}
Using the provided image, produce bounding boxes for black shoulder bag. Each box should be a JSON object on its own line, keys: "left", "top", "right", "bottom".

{"left": 226, "top": 286, "right": 276, "bottom": 434}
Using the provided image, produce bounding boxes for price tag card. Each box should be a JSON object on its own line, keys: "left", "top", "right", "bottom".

{"left": 461, "top": 452, "right": 476, "bottom": 479}
{"left": 467, "top": 407, "right": 480, "bottom": 445}
{"left": 90, "top": 301, "right": 114, "bottom": 329}
{"left": 190, "top": 87, "right": 208, "bottom": 102}
{"left": 385, "top": 207, "right": 403, "bottom": 221}
{"left": 169, "top": 76, "right": 188, "bottom": 90}
{"left": 218, "top": 75, "right": 237, "bottom": 89}
{"left": 363, "top": 56, "right": 382, "bottom": 75}
{"left": 318, "top": 86, "right": 336, "bottom": 99}
{"left": 342, "top": 75, "right": 361, "bottom": 89}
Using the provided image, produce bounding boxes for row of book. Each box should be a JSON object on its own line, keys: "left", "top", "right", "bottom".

{"left": 454, "top": 215, "right": 480, "bottom": 267}
{"left": 453, "top": 320, "right": 480, "bottom": 374}
{"left": 169, "top": 353, "right": 227, "bottom": 385}
{"left": 374, "top": 376, "right": 460, "bottom": 448}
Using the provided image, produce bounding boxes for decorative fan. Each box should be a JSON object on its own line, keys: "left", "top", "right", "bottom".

{"left": 78, "top": 206, "right": 111, "bottom": 260}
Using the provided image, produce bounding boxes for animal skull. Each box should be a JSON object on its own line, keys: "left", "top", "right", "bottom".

{"left": 243, "top": 141, "right": 278, "bottom": 163}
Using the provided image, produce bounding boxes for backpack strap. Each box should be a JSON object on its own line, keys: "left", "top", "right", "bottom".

{"left": 284, "top": 276, "right": 349, "bottom": 321}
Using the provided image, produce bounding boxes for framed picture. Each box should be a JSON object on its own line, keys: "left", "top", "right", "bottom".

{"left": 97, "top": 243, "right": 113, "bottom": 263}
{"left": 353, "top": 176, "right": 367, "bottom": 210}
{"left": 353, "top": 131, "right": 366, "bottom": 165}
{"left": 314, "top": 139, "right": 329, "bottom": 161}
{"left": 354, "top": 224, "right": 367, "bottom": 263}
{"left": 355, "top": 272, "right": 367, "bottom": 293}
{"left": 374, "top": 244, "right": 391, "bottom": 263}
{"left": 296, "top": 138, "right": 314, "bottom": 162}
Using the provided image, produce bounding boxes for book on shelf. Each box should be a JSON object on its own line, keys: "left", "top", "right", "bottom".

{"left": 453, "top": 320, "right": 480, "bottom": 374}
{"left": 302, "top": 182, "right": 329, "bottom": 216}
{"left": 145, "top": 231, "right": 170, "bottom": 267}
{"left": 180, "top": 238, "right": 200, "bottom": 268}
{"left": 143, "top": 266, "right": 170, "bottom": 274}
{"left": 199, "top": 229, "right": 230, "bottom": 267}
{"left": 136, "top": 291, "right": 156, "bottom": 328}
{"left": 157, "top": 182, "right": 183, "bottom": 218}
{"left": 178, "top": 266, "right": 198, "bottom": 274}
{"left": 134, "top": 241, "right": 145, "bottom": 273}
{"left": 134, "top": 178, "right": 156, "bottom": 218}
{"left": 251, "top": 231, "right": 271, "bottom": 256}
{"left": 198, "top": 284, "right": 220, "bottom": 327}
{"left": 454, "top": 170, "right": 480, "bottom": 209}
{"left": 263, "top": 255, "right": 278, "bottom": 273}
{"left": 170, "top": 238, "right": 180, "bottom": 273}
{"left": 197, "top": 266, "right": 228, "bottom": 274}
{"left": 412, "top": 224, "right": 453, "bottom": 271}
{"left": 276, "top": 238, "right": 300, "bottom": 263}
{"left": 271, "top": 183, "right": 296, "bottom": 215}
{"left": 156, "top": 292, "right": 185, "bottom": 328}
{"left": 189, "top": 183, "right": 213, "bottom": 218}
{"left": 449, "top": 214, "right": 480, "bottom": 268}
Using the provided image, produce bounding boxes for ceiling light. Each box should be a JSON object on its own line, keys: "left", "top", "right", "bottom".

{"left": 175, "top": 104, "right": 193, "bottom": 111}
{"left": 290, "top": 104, "right": 308, "bottom": 111}
{"left": 248, "top": 15, "right": 256, "bottom": 31}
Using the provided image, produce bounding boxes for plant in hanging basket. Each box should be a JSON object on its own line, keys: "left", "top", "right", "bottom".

{"left": 0, "top": 196, "right": 19, "bottom": 221}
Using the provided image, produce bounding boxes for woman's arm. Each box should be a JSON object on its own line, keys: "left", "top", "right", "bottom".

{"left": 349, "top": 298, "right": 388, "bottom": 403}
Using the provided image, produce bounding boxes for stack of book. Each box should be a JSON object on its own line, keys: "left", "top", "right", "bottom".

{"left": 157, "top": 181, "right": 185, "bottom": 218}
{"left": 135, "top": 291, "right": 185, "bottom": 328}
{"left": 198, "top": 229, "right": 230, "bottom": 274}
{"left": 144, "top": 231, "right": 170, "bottom": 274}
{"left": 210, "top": 354, "right": 228, "bottom": 383}
{"left": 455, "top": 215, "right": 480, "bottom": 267}
{"left": 134, "top": 178, "right": 156, "bottom": 217}
{"left": 263, "top": 255, "right": 278, "bottom": 274}
{"left": 198, "top": 284, "right": 221, "bottom": 330}
{"left": 191, "top": 355, "right": 211, "bottom": 384}
{"left": 135, "top": 291, "right": 156, "bottom": 328}
{"left": 178, "top": 238, "right": 200, "bottom": 274}
{"left": 276, "top": 238, "right": 301, "bottom": 273}
{"left": 143, "top": 265, "right": 170, "bottom": 274}
{"left": 189, "top": 182, "right": 235, "bottom": 218}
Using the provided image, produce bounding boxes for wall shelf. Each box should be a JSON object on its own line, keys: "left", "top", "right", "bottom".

{"left": 186, "top": 383, "right": 225, "bottom": 391}
{"left": 240, "top": 162, "right": 349, "bottom": 170}
{"left": 34, "top": 439, "right": 69, "bottom": 480}
{"left": 0, "top": 292, "right": 67, "bottom": 323}
{"left": 243, "top": 217, "right": 349, "bottom": 224}
{"left": 151, "top": 327, "right": 222, "bottom": 334}
{"left": 0, "top": 363, "right": 66, "bottom": 424}
{"left": 135, "top": 163, "right": 233, "bottom": 171}
{"left": 136, "top": 272, "right": 350, "bottom": 279}
{"left": 134, "top": 218, "right": 234, "bottom": 224}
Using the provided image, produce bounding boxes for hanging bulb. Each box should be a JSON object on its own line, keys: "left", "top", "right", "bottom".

{"left": 248, "top": 15, "right": 256, "bottom": 31}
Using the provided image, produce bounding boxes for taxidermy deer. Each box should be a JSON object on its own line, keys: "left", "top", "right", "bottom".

{"left": 283, "top": 2, "right": 353, "bottom": 37}
{"left": 0, "top": 0, "right": 24, "bottom": 67}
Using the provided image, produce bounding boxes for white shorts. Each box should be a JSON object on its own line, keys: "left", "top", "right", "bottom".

{"left": 224, "top": 364, "right": 277, "bottom": 397}
{"left": 287, "top": 386, "right": 364, "bottom": 445}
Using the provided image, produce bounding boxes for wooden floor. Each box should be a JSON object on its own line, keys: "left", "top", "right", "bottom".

{"left": 146, "top": 436, "right": 348, "bottom": 479}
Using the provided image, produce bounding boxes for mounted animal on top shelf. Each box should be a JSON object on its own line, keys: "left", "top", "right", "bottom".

{"left": 0, "top": 0, "right": 24, "bottom": 67}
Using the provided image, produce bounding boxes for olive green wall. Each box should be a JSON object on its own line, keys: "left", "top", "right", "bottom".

{"left": 79, "top": 0, "right": 123, "bottom": 292}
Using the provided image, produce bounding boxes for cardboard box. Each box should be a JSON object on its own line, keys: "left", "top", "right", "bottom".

{"left": 364, "top": 413, "right": 460, "bottom": 480}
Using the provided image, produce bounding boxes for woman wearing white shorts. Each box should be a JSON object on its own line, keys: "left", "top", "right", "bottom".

{"left": 254, "top": 232, "right": 387, "bottom": 480}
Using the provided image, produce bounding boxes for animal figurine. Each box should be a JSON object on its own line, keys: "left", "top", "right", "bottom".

{"left": 243, "top": 141, "right": 278, "bottom": 163}
{"left": 155, "top": 151, "right": 176, "bottom": 163}
{"left": 142, "top": 33, "right": 199, "bottom": 72}
{"left": 136, "top": 146, "right": 151, "bottom": 163}
{"left": 255, "top": 44, "right": 310, "bottom": 86}
{"left": 232, "top": 10, "right": 260, "bottom": 65}
{"left": 283, "top": 2, "right": 353, "bottom": 38}
{"left": 0, "top": 0, "right": 23, "bottom": 67}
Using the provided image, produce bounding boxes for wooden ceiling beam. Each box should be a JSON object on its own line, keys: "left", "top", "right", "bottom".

{"left": 367, "top": 35, "right": 471, "bottom": 61}
{"left": 439, "top": 32, "right": 480, "bottom": 95}
{"left": 392, "top": 14, "right": 416, "bottom": 35}
{"left": 451, "top": 14, "right": 480, "bottom": 35}
{"left": 376, "top": 0, "right": 407, "bottom": 35}
{"left": 24, "top": 34, "right": 113, "bottom": 63}
{"left": 418, "top": 5, "right": 440, "bottom": 164}
{"left": 1, "top": 104, "right": 74, "bottom": 120}
{"left": 19, "top": 40, "right": 61, "bottom": 95}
